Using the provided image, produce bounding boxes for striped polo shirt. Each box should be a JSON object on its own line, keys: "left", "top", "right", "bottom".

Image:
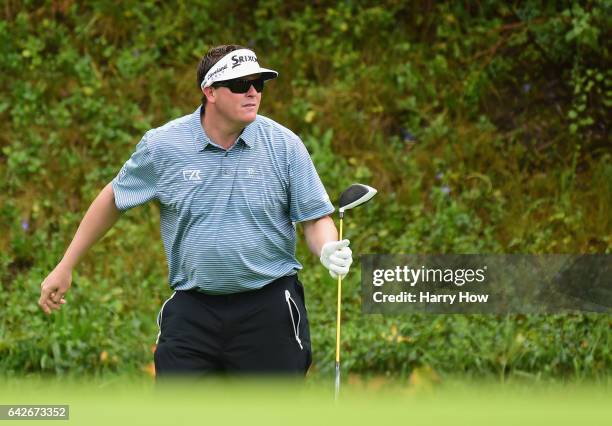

{"left": 112, "top": 106, "right": 334, "bottom": 294}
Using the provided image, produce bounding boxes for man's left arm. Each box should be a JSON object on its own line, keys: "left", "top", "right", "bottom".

{"left": 303, "top": 216, "right": 353, "bottom": 278}
{"left": 302, "top": 215, "right": 337, "bottom": 257}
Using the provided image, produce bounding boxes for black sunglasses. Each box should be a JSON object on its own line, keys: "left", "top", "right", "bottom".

{"left": 213, "top": 78, "right": 265, "bottom": 94}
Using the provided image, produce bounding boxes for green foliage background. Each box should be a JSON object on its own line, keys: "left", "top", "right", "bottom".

{"left": 1, "top": 1, "right": 610, "bottom": 380}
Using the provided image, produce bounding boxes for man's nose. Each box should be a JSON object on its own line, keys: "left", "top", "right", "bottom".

{"left": 246, "top": 84, "right": 258, "bottom": 96}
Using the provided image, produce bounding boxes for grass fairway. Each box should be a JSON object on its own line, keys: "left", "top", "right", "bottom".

{"left": 1, "top": 377, "right": 610, "bottom": 425}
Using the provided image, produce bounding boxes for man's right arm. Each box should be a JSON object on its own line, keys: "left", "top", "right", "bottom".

{"left": 38, "top": 182, "right": 121, "bottom": 314}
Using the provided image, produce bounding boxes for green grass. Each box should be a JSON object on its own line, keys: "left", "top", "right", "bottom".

{"left": 1, "top": 376, "right": 611, "bottom": 425}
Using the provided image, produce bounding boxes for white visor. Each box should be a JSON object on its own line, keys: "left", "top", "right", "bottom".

{"left": 201, "top": 49, "right": 278, "bottom": 89}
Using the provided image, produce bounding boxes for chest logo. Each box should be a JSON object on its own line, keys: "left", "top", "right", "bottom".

{"left": 182, "top": 169, "right": 202, "bottom": 182}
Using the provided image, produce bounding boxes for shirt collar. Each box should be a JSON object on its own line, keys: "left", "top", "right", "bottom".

{"left": 190, "top": 106, "right": 257, "bottom": 151}
{"left": 190, "top": 106, "right": 209, "bottom": 152}
{"left": 239, "top": 119, "right": 257, "bottom": 148}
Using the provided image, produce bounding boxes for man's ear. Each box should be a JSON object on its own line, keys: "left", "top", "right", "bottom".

{"left": 203, "top": 87, "right": 216, "bottom": 104}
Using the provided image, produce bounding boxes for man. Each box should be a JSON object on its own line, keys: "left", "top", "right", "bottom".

{"left": 38, "top": 44, "right": 353, "bottom": 376}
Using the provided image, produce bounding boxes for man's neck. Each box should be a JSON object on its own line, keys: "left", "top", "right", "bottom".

{"left": 202, "top": 110, "right": 243, "bottom": 150}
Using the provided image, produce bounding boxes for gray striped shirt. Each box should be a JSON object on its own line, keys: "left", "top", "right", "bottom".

{"left": 112, "top": 106, "right": 334, "bottom": 294}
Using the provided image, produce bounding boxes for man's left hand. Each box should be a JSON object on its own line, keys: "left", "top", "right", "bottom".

{"left": 320, "top": 239, "right": 353, "bottom": 279}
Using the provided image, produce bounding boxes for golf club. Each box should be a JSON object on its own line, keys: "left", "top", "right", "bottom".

{"left": 335, "top": 183, "right": 377, "bottom": 400}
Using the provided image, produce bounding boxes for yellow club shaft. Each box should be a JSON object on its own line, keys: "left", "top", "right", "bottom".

{"left": 335, "top": 217, "right": 343, "bottom": 364}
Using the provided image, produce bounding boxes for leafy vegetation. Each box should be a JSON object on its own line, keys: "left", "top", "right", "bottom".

{"left": 1, "top": 1, "right": 610, "bottom": 380}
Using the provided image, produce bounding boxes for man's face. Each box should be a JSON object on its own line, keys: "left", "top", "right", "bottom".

{"left": 211, "top": 74, "right": 262, "bottom": 126}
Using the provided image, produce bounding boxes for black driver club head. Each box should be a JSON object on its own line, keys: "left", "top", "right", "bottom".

{"left": 338, "top": 184, "right": 377, "bottom": 213}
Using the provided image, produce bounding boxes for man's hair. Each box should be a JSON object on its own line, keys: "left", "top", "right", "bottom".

{"left": 197, "top": 44, "right": 248, "bottom": 109}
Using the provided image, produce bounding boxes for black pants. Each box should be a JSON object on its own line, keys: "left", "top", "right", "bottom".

{"left": 154, "top": 275, "right": 312, "bottom": 377}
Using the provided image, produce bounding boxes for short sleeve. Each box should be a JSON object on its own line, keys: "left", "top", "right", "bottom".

{"left": 112, "top": 133, "right": 158, "bottom": 211}
{"left": 288, "top": 138, "right": 335, "bottom": 222}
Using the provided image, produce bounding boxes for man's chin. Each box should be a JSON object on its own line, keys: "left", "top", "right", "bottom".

{"left": 240, "top": 112, "right": 258, "bottom": 124}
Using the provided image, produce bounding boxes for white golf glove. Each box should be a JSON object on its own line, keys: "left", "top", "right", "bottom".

{"left": 320, "top": 240, "right": 353, "bottom": 279}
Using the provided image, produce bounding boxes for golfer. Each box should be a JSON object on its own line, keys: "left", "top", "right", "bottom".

{"left": 38, "top": 44, "right": 353, "bottom": 376}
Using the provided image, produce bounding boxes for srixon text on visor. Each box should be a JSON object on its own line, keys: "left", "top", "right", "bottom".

{"left": 232, "top": 54, "right": 257, "bottom": 68}
{"left": 372, "top": 266, "right": 487, "bottom": 287}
